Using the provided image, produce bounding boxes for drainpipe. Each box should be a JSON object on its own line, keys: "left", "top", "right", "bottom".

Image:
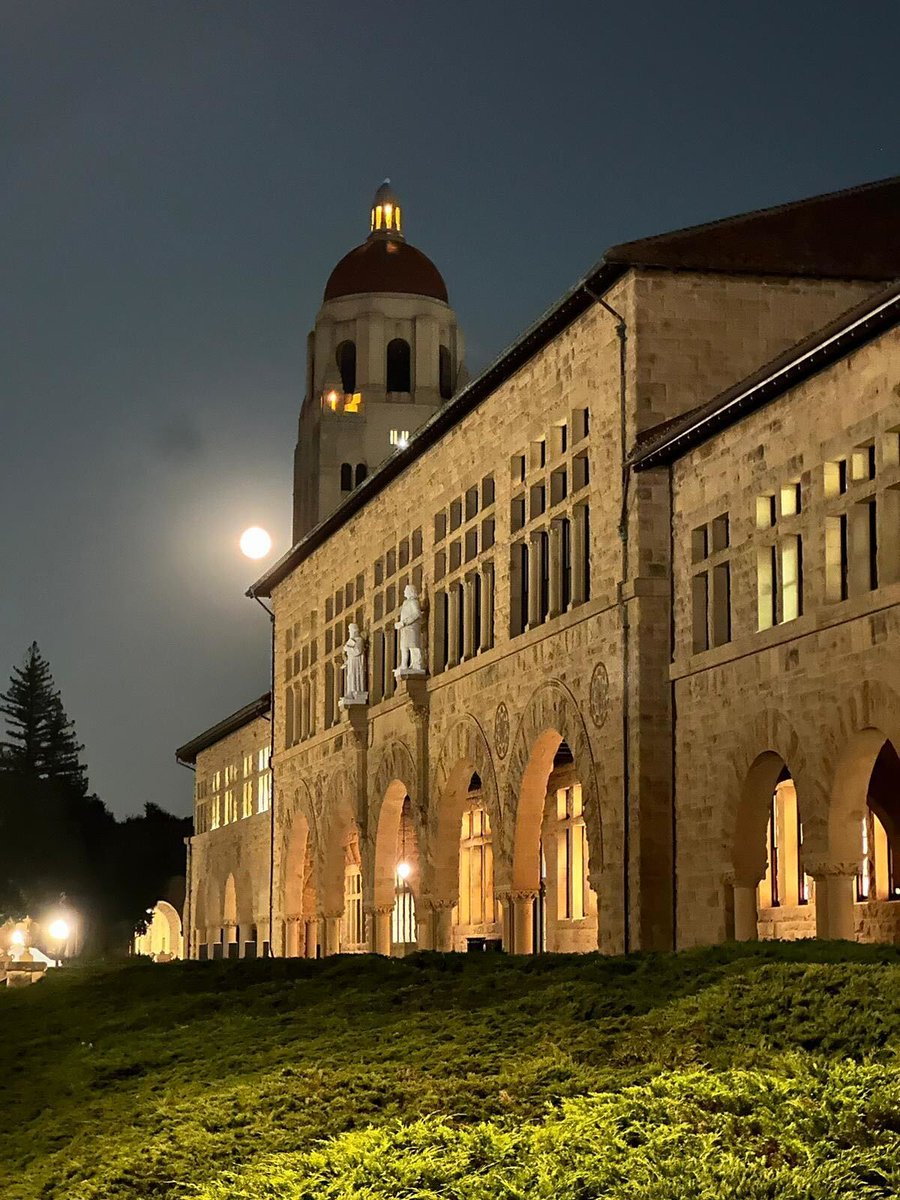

{"left": 583, "top": 284, "right": 630, "bottom": 954}
{"left": 250, "top": 590, "right": 277, "bottom": 957}
{"left": 668, "top": 463, "right": 677, "bottom": 951}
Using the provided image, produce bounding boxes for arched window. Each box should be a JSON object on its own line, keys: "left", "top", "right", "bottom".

{"left": 340, "top": 463, "right": 352, "bottom": 492}
{"left": 386, "top": 338, "right": 411, "bottom": 393}
{"left": 335, "top": 341, "right": 356, "bottom": 394}
{"left": 355, "top": 462, "right": 367, "bottom": 487}
{"left": 439, "top": 345, "right": 452, "bottom": 400}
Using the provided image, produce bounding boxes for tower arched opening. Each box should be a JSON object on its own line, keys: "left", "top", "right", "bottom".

{"left": 386, "top": 338, "right": 411, "bottom": 394}
{"left": 336, "top": 340, "right": 357, "bottom": 394}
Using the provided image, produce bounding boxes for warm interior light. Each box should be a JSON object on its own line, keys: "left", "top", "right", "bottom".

{"left": 396, "top": 861, "right": 412, "bottom": 881}
{"left": 325, "top": 389, "right": 340, "bottom": 411}
{"left": 10, "top": 930, "right": 25, "bottom": 946}
{"left": 240, "top": 527, "right": 273, "bottom": 560}
{"left": 48, "top": 918, "right": 70, "bottom": 943}
{"left": 344, "top": 392, "right": 362, "bottom": 414}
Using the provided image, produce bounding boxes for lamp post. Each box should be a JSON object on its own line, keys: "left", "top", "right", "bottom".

{"left": 48, "top": 918, "right": 70, "bottom": 967}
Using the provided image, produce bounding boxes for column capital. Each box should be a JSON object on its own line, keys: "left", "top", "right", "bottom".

{"left": 509, "top": 889, "right": 539, "bottom": 904}
{"left": 806, "top": 860, "right": 859, "bottom": 879}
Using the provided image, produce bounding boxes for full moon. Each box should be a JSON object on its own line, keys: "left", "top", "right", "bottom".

{"left": 240, "top": 526, "right": 273, "bottom": 560}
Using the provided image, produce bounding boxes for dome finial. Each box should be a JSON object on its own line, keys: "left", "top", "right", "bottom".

{"left": 370, "top": 179, "right": 403, "bottom": 240}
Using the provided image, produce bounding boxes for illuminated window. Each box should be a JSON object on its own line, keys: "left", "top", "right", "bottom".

{"left": 343, "top": 864, "right": 364, "bottom": 947}
{"left": 224, "top": 764, "right": 238, "bottom": 824}
{"left": 780, "top": 535, "right": 803, "bottom": 622}
{"left": 257, "top": 748, "right": 271, "bottom": 812}
{"left": 458, "top": 805, "right": 493, "bottom": 927}
{"left": 556, "top": 784, "right": 588, "bottom": 920}
{"left": 343, "top": 392, "right": 362, "bottom": 414}
{"left": 392, "top": 872, "right": 416, "bottom": 945}
{"left": 242, "top": 753, "right": 255, "bottom": 818}
{"left": 389, "top": 429, "right": 410, "bottom": 447}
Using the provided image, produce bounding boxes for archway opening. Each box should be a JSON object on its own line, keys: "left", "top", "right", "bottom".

{"left": 511, "top": 733, "right": 598, "bottom": 953}
{"left": 386, "top": 338, "right": 411, "bottom": 393}
{"left": 453, "top": 771, "right": 499, "bottom": 950}
{"left": 222, "top": 873, "right": 238, "bottom": 958}
{"left": 336, "top": 340, "right": 356, "bottom": 393}
{"left": 374, "top": 780, "right": 421, "bottom": 955}
{"left": 321, "top": 795, "right": 362, "bottom": 956}
{"left": 282, "top": 813, "right": 319, "bottom": 957}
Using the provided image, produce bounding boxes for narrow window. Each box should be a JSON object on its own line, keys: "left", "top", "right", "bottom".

{"left": 560, "top": 517, "right": 572, "bottom": 611}
{"left": 355, "top": 462, "right": 367, "bottom": 487}
{"left": 386, "top": 338, "right": 411, "bottom": 392}
{"left": 335, "top": 340, "right": 356, "bottom": 393}
{"left": 780, "top": 536, "right": 803, "bottom": 622}
{"left": 757, "top": 545, "right": 777, "bottom": 631}
{"left": 692, "top": 574, "right": 709, "bottom": 653}
{"left": 538, "top": 531, "right": 550, "bottom": 624}
{"left": 340, "top": 463, "right": 352, "bottom": 492}
{"left": 712, "top": 562, "right": 731, "bottom": 645}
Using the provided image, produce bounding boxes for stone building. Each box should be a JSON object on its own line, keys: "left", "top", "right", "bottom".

{"left": 178, "top": 176, "right": 900, "bottom": 959}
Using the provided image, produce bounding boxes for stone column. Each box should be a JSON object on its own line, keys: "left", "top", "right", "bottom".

{"left": 732, "top": 879, "right": 760, "bottom": 942}
{"left": 374, "top": 905, "right": 393, "bottom": 956}
{"left": 321, "top": 912, "right": 342, "bottom": 957}
{"left": 304, "top": 918, "right": 318, "bottom": 959}
{"left": 512, "top": 891, "right": 538, "bottom": 954}
{"left": 812, "top": 864, "right": 858, "bottom": 940}
{"left": 431, "top": 899, "right": 457, "bottom": 951}
{"left": 480, "top": 562, "right": 495, "bottom": 651}
{"left": 416, "top": 899, "right": 435, "bottom": 951}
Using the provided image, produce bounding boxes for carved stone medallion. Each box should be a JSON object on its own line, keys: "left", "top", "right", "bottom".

{"left": 589, "top": 662, "right": 610, "bottom": 728}
{"left": 494, "top": 702, "right": 510, "bottom": 759}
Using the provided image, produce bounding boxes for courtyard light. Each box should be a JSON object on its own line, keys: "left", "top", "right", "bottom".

{"left": 10, "top": 929, "right": 25, "bottom": 947}
{"left": 396, "top": 861, "right": 412, "bottom": 882}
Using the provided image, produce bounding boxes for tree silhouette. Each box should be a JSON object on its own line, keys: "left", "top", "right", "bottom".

{"left": 0, "top": 642, "right": 87, "bottom": 794}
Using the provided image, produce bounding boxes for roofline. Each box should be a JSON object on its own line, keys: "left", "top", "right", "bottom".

{"left": 249, "top": 258, "right": 629, "bottom": 597}
{"left": 633, "top": 284, "right": 900, "bottom": 470}
{"left": 175, "top": 692, "right": 272, "bottom": 766}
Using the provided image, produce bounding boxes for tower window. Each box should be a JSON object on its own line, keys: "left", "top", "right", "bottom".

{"left": 355, "top": 462, "right": 367, "bottom": 487}
{"left": 439, "top": 345, "right": 452, "bottom": 400}
{"left": 340, "top": 463, "right": 352, "bottom": 492}
{"left": 386, "top": 339, "right": 411, "bottom": 393}
{"left": 336, "top": 341, "right": 356, "bottom": 394}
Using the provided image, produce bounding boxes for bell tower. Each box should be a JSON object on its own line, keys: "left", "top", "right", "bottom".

{"left": 292, "top": 181, "right": 465, "bottom": 542}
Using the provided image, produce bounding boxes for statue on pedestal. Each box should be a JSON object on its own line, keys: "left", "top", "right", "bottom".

{"left": 394, "top": 584, "right": 426, "bottom": 676}
{"left": 340, "top": 623, "right": 368, "bottom": 706}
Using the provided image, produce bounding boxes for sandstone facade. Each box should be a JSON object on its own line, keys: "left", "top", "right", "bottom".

{"left": 178, "top": 179, "right": 900, "bottom": 959}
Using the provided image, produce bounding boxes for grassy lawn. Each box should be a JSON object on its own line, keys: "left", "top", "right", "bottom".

{"left": 2, "top": 941, "right": 900, "bottom": 1198}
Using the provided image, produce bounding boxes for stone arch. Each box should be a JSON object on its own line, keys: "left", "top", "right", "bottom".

{"left": 278, "top": 781, "right": 319, "bottom": 917}
{"left": 429, "top": 713, "right": 501, "bottom": 904}
{"left": 818, "top": 679, "right": 900, "bottom": 866}
{"left": 370, "top": 739, "right": 420, "bottom": 911}
{"left": 319, "top": 769, "right": 359, "bottom": 920}
{"left": 727, "top": 708, "right": 813, "bottom": 874}
{"left": 505, "top": 679, "right": 604, "bottom": 892}
{"left": 155, "top": 900, "right": 183, "bottom": 958}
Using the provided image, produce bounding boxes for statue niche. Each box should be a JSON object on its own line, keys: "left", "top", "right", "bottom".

{"left": 394, "top": 584, "right": 426, "bottom": 677}
{"left": 339, "top": 622, "right": 368, "bottom": 707}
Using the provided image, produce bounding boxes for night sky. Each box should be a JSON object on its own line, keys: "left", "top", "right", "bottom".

{"left": 2, "top": 1, "right": 898, "bottom": 818}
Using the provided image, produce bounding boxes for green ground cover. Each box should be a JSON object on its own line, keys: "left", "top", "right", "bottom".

{"left": 2, "top": 941, "right": 900, "bottom": 1198}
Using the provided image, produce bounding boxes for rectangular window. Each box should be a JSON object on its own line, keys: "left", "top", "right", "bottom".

{"left": 465, "top": 486, "right": 479, "bottom": 521}
{"left": 712, "top": 563, "right": 731, "bottom": 646}
{"left": 757, "top": 544, "right": 777, "bottom": 630}
{"left": 343, "top": 865, "right": 364, "bottom": 947}
{"left": 825, "top": 514, "right": 849, "bottom": 602}
{"left": 691, "top": 525, "right": 708, "bottom": 563}
{"left": 692, "top": 573, "right": 709, "bottom": 653}
{"left": 572, "top": 452, "right": 589, "bottom": 491}
{"left": 572, "top": 407, "right": 589, "bottom": 441}
{"left": 711, "top": 513, "right": 730, "bottom": 552}
{"left": 242, "top": 777, "right": 254, "bottom": 819}
{"left": 780, "top": 482, "right": 802, "bottom": 517}
{"left": 481, "top": 475, "right": 496, "bottom": 507}
{"left": 511, "top": 495, "right": 526, "bottom": 532}
{"left": 550, "top": 467, "right": 567, "bottom": 506}
{"left": 560, "top": 517, "right": 572, "bottom": 612}
{"left": 756, "top": 495, "right": 776, "bottom": 530}
{"left": 510, "top": 542, "right": 529, "bottom": 637}
{"left": 781, "top": 535, "right": 803, "bottom": 623}
{"left": 538, "top": 531, "right": 550, "bottom": 624}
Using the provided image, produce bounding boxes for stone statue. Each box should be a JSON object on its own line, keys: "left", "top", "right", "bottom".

{"left": 340, "top": 623, "right": 368, "bottom": 704}
{"left": 394, "top": 584, "right": 425, "bottom": 675}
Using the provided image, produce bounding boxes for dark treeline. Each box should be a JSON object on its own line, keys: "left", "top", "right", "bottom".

{"left": 0, "top": 642, "right": 190, "bottom": 953}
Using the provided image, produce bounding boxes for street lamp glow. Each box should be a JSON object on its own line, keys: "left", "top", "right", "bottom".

{"left": 49, "top": 919, "right": 70, "bottom": 943}
{"left": 396, "top": 860, "right": 412, "bottom": 882}
{"left": 240, "top": 526, "right": 273, "bottom": 560}
{"left": 10, "top": 929, "right": 25, "bottom": 947}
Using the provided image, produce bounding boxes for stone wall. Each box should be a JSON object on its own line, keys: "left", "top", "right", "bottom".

{"left": 669, "top": 324, "right": 900, "bottom": 948}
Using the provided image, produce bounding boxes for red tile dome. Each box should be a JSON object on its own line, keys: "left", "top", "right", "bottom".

{"left": 323, "top": 181, "right": 448, "bottom": 303}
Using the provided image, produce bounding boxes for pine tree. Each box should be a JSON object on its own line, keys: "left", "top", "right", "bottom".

{"left": 0, "top": 643, "right": 87, "bottom": 793}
